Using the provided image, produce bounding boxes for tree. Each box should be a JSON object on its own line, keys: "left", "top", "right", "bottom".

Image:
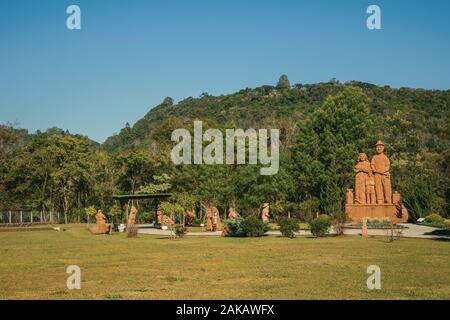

{"left": 292, "top": 87, "right": 378, "bottom": 215}
{"left": 276, "top": 74, "right": 291, "bottom": 90}
{"left": 112, "top": 148, "right": 158, "bottom": 194}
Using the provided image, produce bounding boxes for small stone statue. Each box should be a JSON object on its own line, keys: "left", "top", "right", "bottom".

{"left": 365, "top": 175, "right": 376, "bottom": 204}
{"left": 185, "top": 209, "right": 195, "bottom": 226}
{"left": 354, "top": 153, "right": 372, "bottom": 204}
{"left": 89, "top": 210, "right": 111, "bottom": 234}
{"left": 206, "top": 207, "right": 222, "bottom": 231}
{"left": 261, "top": 202, "right": 270, "bottom": 222}
{"left": 127, "top": 206, "right": 137, "bottom": 226}
{"left": 228, "top": 207, "right": 237, "bottom": 221}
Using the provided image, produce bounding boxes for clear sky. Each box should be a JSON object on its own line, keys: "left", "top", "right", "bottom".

{"left": 1, "top": 0, "right": 449, "bottom": 143}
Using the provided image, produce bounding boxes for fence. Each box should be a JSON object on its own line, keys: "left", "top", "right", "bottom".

{"left": 0, "top": 211, "right": 61, "bottom": 225}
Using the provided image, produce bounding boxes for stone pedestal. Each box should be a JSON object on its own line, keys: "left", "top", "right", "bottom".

{"left": 345, "top": 203, "right": 408, "bottom": 224}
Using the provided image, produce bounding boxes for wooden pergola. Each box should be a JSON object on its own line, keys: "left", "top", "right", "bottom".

{"left": 112, "top": 193, "right": 172, "bottom": 224}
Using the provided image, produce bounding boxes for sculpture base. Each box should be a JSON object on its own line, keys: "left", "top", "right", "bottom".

{"left": 345, "top": 203, "right": 409, "bottom": 224}
{"left": 90, "top": 223, "right": 111, "bottom": 234}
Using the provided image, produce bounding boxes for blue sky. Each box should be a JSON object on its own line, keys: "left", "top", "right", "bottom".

{"left": 0, "top": 0, "right": 449, "bottom": 143}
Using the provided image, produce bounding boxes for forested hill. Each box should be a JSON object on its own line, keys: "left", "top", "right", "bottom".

{"left": 1, "top": 77, "right": 449, "bottom": 221}
{"left": 102, "top": 79, "right": 450, "bottom": 153}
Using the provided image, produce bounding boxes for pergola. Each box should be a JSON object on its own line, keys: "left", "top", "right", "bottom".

{"left": 112, "top": 193, "right": 172, "bottom": 224}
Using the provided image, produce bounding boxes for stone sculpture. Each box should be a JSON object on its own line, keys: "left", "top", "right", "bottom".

{"left": 184, "top": 209, "right": 195, "bottom": 226}
{"left": 354, "top": 153, "right": 372, "bottom": 204}
{"left": 371, "top": 140, "right": 392, "bottom": 204}
{"left": 157, "top": 210, "right": 174, "bottom": 227}
{"left": 127, "top": 206, "right": 137, "bottom": 226}
{"left": 205, "top": 207, "right": 222, "bottom": 231}
{"left": 345, "top": 141, "right": 409, "bottom": 224}
{"left": 89, "top": 210, "right": 111, "bottom": 234}
{"left": 260, "top": 202, "right": 270, "bottom": 222}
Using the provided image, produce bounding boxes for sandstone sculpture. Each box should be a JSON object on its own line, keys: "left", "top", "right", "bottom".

{"left": 89, "top": 210, "right": 111, "bottom": 234}
{"left": 127, "top": 206, "right": 137, "bottom": 226}
{"left": 205, "top": 207, "right": 223, "bottom": 231}
{"left": 365, "top": 174, "right": 376, "bottom": 205}
{"left": 260, "top": 202, "right": 270, "bottom": 222}
{"left": 354, "top": 153, "right": 372, "bottom": 204}
{"left": 157, "top": 210, "right": 174, "bottom": 227}
{"left": 345, "top": 141, "right": 408, "bottom": 223}
{"left": 371, "top": 140, "right": 392, "bottom": 204}
{"left": 184, "top": 209, "right": 195, "bottom": 226}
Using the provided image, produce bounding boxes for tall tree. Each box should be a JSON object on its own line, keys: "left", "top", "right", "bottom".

{"left": 276, "top": 74, "right": 291, "bottom": 90}
{"left": 292, "top": 87, "right": 378, "bottom": 215}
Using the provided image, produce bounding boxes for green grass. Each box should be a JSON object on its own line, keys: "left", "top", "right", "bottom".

{"left": 0, "top": 225, "right": 449, "bottom": 300}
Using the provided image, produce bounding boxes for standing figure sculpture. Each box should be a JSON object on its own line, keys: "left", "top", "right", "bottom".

{"left": 371, "top": 141, "right": 392, "bottom": 204}
{"left": 205, "top": 207, "right": 222, "bottom": 231}
{"left": 354, "top": 153, "right": 372, "bottom": 204}
{"left": 260, "top": 202, "right": 270, "bottom": 222}
{"left": 127, "top": 206, "right": 137, "bottom": 226}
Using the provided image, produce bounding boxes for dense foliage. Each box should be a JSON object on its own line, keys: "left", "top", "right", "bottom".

{"left": 226, "top": 216, "right": 270, "bottom": 237}
{"left": 0, "top": 77, "right": 448, "bottom": 223}
{"left": 310, "top": 216, "right": 332, "bottom": 237}
{"left": 278, "top": 217, "right": 300, "bottom": 238}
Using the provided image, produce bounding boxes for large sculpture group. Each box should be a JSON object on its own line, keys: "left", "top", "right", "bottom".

{"left": 346, "top": 141, "right": 408, "bottom": 223}
{"left": 352, "top": 141, "right": 391, "bottom": 205}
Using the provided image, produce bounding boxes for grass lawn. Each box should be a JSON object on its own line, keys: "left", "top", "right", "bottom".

{"left": 0, "top": 224, "right": 449, "bottom": 300}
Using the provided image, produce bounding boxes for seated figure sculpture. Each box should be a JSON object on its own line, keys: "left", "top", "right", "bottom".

{"left": 89, "top": 210, "right": 111, "bottom": 234}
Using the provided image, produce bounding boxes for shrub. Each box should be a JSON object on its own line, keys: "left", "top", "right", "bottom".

{"left": 226, "top": 216, "right": 269, "bottom": 237}
{"left": 175, "top": 225, "right": 188, "bottom": 237}
{"left": 279, "top": 218, "right": 300, "bottom": 238}
{"left": 310, "top": 218, "right": 331, "bottom": 237}
{"left": 317, "top": 214, "right": 332, "bottom": 223}
{"left": 240, "top": 216, "right": 269, "bottom": 237}
{"left": 424, "top": 214, "right": 444, "bottom": 223}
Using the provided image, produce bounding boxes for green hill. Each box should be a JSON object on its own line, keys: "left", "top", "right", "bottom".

{"left": 103, "top": 80, "right": 450, "bottom": 154}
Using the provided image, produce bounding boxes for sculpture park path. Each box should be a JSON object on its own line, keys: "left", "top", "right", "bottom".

{"left": 137, "top": 223, "right": 450, "bottom": 240}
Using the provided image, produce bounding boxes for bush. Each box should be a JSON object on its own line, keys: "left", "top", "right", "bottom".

{"left": 279, "top": 218, "right": 300, "bottom": 238}
{"left": 226, "top": 216, "right": 269, "bottom": 237}
{"left": 175, "top": 225, "right": 188, "bottom": 237}
{"left": 310, "top": 218, "right": 331, "bottom": 237}
{"left": 241, "top": 216, "right": 269, "bottom": 237}
{"left": 317, "top": 214, "right": 332, "bottom": 223}
{"left": 424, "top": 214, "right": 444, "bottom": 223}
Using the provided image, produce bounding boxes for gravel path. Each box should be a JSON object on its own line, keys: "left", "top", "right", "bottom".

{"left": 137, "top": 223, "right": 449, "bottom": 240}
